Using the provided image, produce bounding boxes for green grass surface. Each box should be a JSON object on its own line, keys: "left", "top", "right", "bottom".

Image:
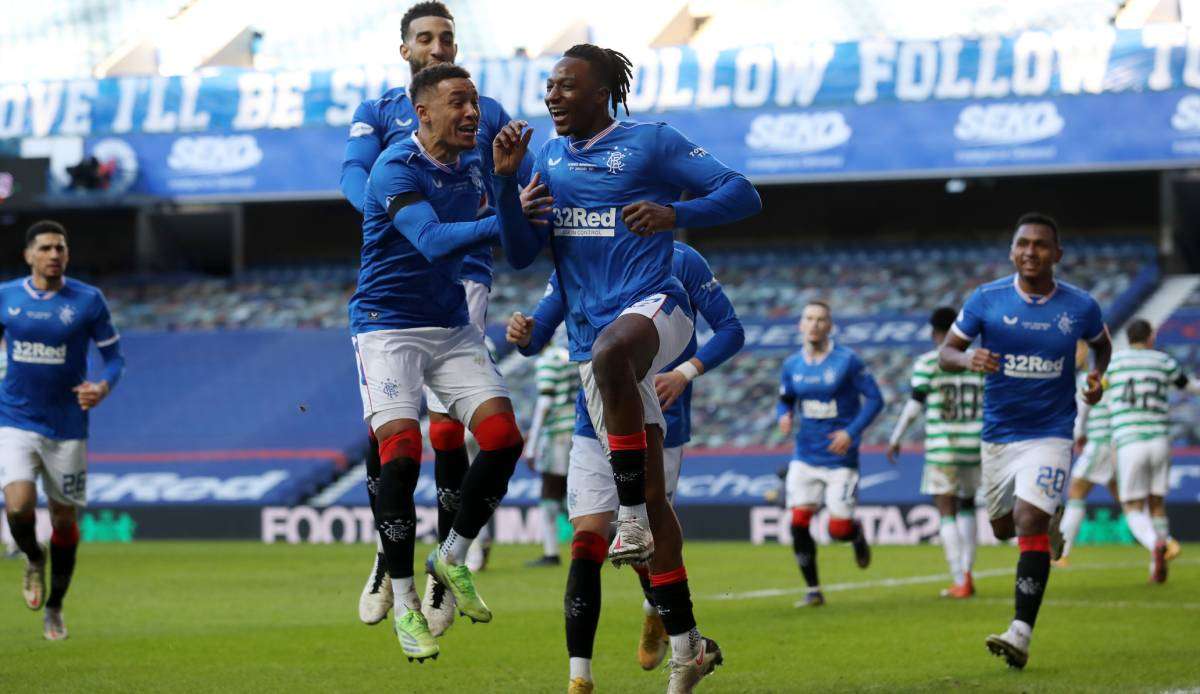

{"left": 1, "top": 542, "right": 1197, "bottom": 693}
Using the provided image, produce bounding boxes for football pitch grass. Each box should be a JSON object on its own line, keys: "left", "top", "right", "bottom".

{"left": 1, "top": 541, "right": 1197, "bottom": 693}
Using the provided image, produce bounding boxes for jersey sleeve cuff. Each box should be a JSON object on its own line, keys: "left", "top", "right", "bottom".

{"left": 96, "top": 334, "right": 121, "bottom": 348}
{"left": 1085, "top": 326, "right": 1109, "bottom": 344}
{"left": 950, "top": 323, "right": 973, "bottom": 342}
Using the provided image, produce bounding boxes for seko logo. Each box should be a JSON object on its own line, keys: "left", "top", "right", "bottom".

{"left": 954, "top": 102, "right": 1064, "bottom": 146}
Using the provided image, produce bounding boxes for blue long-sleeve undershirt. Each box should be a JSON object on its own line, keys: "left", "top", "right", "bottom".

{"left": 670, "top": 175, "right": 762, "bottom": 229}
{"left": 98, "top": 341, "right": 124, "bottom": 390}
{"left": 392, "top": 200, "right": 500, "bottom": 264}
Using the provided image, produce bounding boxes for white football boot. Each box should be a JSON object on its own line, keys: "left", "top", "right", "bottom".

{"left": 420, "top": 574, "right": 457, "bottom": 637}
{"left": 358, "top": 552, "right": 392, "bottom": 625}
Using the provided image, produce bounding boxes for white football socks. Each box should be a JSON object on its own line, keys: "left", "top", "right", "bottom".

{"left": 569, "top": 657, "right": 592, "bottom": 681}
{"left": 391, "top": 577, "right": 419, "bottom": 615}
{"left": 541, "top": 499, "right": 561, "bottom": 558}
{"left": 670, "top": 627, "right": 702, "bottom": 663}
{"left": 1123, "top": 509, "right": 1158, "bottom": 551}
{"left": 441, "top": 529, "right": 474, "bottom": 565}
{"left": 956, "top": 509, "right": 977, "bottom": 573}
{"left": 1152, "top": 515, "right": 1170, "bottom": 542}
{"left": 1059, "top": 499, "right": 1087, "bottom": 557}
{"left": 939, "top": 516, "right": 965, "bottom": 585}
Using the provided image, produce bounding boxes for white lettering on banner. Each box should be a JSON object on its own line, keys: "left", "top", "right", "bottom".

{"left": 774, "top": 42, "right": 834, "bottom": 107}
{"left": 935, "top": 38, "right": 973, "bottom": 99}
{"left": 270, "top": 72, "right": 310, "bottom": 129}
{"left": 625, "top": 50, "right": 659, "bottom": 113}
{"left": 1054, "top": 29, "right": 1115, "bottom": 94}
{"left": 1013, "top": 32, "right": 1055, "bottom": 96}
{"left": 973, "top": 36, "right": 1011, "bottom": 98}
{"left": 143, "top": 77, "right": 177, "bottom": 133}
{"left": 750, "top": 505, "right": 993, "bottom": 546}
{"left": 326, "top": 67, "right": 364, "bottom": 125}
{"left": 733, "top": 46, "right": 773, "bottom": 108}
{"left": 896, "top": 41, "right": 938, "bottom": 102}
{"left": 111, "top": 78, "right": 140, "bottom": 134}
{"left": 87, "top": 470, "right": 289, "bottom": 503}
{"left": 232, "top": 73, "right": 274, "bottom": 130}
{"left": 60, "top": 81, "right": 97, "bottom": 135}
{"left": 657, "top": 47, "right": 694, "bottom": 110}
{"left": 178, "top": 74, "right": 211, "bottom": 131}
{"left": 261, "top": 506, "right": 420, "bottom": 544}
{"left": 1186, "top": 34, "right": 1200, "bottom": 89}
{"left": 167, "top": 135, "right": 263, "bottom": 174}
{"left": 954, "top": 101, "right": 1064, "bottom": 146}
{"left": 521, "top": 57, "right": 556, "bottom": 117}
{"left": 28, "top": 82, "right": 64, "bottom": 138}
{"left": 0, "top": 84, "right": 27, "bottom": 138}
{"left": 744, "top": 112, "right": 851, "bottom": 154}
{"left": 695, "top": 49, "right": 731, "bottom": 109}
{"left": 855, "top": 38, "right": 897, "bottom": 104}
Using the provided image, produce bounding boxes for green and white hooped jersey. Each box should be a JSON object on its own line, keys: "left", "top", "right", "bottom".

{"left": 1076, "top": 371, "right": 1111, "bottom": 442}
{"left": 910, "top": 350, "right": 984, "bottom": 466}
{"left": 535, "top": 346, "right": 579, "bottom": 437}
{"left": 1106, "top": 348, "right": 1182, "bottom": 447}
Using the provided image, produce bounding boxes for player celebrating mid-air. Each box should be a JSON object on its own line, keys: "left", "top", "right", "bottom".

{"left": 1, "top": 220, "right": 125, "bottom": 641}
{"left": 350, "top": 64, "right": 524, "bottom": 662}
{"left": 1055, "top": 341, "right": 1120, "bottom": 567}
{"left": 523, "top": 338, "right": 578, "bottom": 567}
{"left": 940, "top": 213, "right": 1111, "bottom": 670}
{"left": 491, "top": 43, "right": 760, "bottom": 692}
{"left": 778, "top": 301, "right": 884, "bottom": 607}
{"left": 1107, "top": 318, "right": 1199, "bottom": 582}
{"left": 340, "top": 0, "right": 530, "bottom": 632}
{"left": 507, "top": 240, "right": 744, "bottom": 692}
{"left": 888, "top": 306, "right": 983, "bottom": 598}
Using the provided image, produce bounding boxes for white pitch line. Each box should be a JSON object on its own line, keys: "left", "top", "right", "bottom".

{"left": 972, "top": 597, "right": 1200, "bottom": 611}
{"left": 705, "top": 558, "right": 1200, "bottom": 602}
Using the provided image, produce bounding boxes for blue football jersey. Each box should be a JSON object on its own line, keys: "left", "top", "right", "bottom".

{"left": 778, "top": 344, "right": 884, "bottom": 468}
{"left": 0, "top": 277, "right": 121, "bottom": 439}
{"left": 532, "top": 121, "right": 749, "bottom": 360}
{"left": 349, "top": 134, "right": 494, "bottom": 333}
{"left": 342, "top": 88, "right": 529, "bottom": 287}
{"left": 524, "top": 242, "right": 743, "bottom": 448}
{"left": 952, "top": 274, "right": 1105, "bottom": 443}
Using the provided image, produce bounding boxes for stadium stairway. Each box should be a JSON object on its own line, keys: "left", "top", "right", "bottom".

{"left": 1114, "top": 274, "right": 1200, "bottom": 347}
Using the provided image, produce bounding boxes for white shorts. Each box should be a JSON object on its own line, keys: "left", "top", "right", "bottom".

{"left": 920, "top": 464, "right": 981, "bottom": 498}
{"left": 981, "top": 437, "right": 1072, "bottom": 519}
{"left": 1071, "top": 439, "right": 1116, "bottom": 486}
{"left": 566, "top": 434, "right": 684, "bottom": 519}
{"left": 353, "top": 323, "right": 509, "bottom": 432}
{"left": 578, "top": 294, "right": 693, "bottom": 455}
{"left": 425, "top": 279, "right": 489, "bottom": 416}
{"left": 1116, "top": 437, "right": 1171, "bottom": 501}
{"left": 0, "top": 427, "right": 88, "bottom": 507}
{"left": 785, "top": 460, "right": 859, "bottom": 519}
{"left": 534, "top": 430, "right": 572, "bottom": 476}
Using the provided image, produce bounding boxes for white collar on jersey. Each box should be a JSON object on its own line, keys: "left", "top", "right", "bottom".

{"left": 567, "top": 120, "right": 620, "bottom": 152}
{"left": 410, "top": 131, "right": 459, "bottom": 174}
{"left": 1012, "top": 273, "right": 1058, "bottom": 305}
{"left": 23, "top": 277, "right": 60, "bottom": 300}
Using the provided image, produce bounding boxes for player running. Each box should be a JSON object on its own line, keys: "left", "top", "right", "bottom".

{"left": 888, "top": 306, "right": 983, "bottom": 598}
{"left": 350, "top": 64, "right": 525, "bottom": 662}
{"left": 507, "top": 240, "right": 743, "bottom": 693}
{"left": 523, "top": 339, "right": 579, "bottom": 567}
{"left": 1107, "top": 318, "right": 1199, "bottom": 583}
{"left": 339, "top": 0, "right": 530, "bottom": 632}
{"left": 1, "top": 220, "right": 125, "bottom": 641}
{"left": 491, "top": 43, "right": 760, "bottom": 692}
{"left": 1055, "top": 341, "right": 1120, "bottom": 567}
{"left": 939, "top": 213, "right": 1111, "bottom": 670}
{"left": 778, "top": 301, "right": 884, "bottom": 608}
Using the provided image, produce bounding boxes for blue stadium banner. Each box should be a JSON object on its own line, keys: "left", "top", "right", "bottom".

{"left": 4, "top": 27, "right": 1200, "bottom": 196}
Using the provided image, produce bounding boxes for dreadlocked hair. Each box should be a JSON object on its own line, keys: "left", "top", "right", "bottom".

{"left": 563, "top": 44, "right": 633, "bottom": 116}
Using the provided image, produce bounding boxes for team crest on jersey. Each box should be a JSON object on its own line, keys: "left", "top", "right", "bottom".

{"left": 58, "top": 305, "right": 76, "bottom": 325}
{"left": 1056, "top": 312, "right": 1074, "bottom": 335}
{"left": 824, "top": 368, "right": 836, "bottom": 384}
{"left": 606, "top": 148, "right": 626, "bottom": 174}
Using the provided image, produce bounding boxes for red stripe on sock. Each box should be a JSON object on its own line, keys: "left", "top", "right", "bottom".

{"left": 649, "top": 566, "right": 688, "bottom": 587}
{"left": 379, "top": 429, "right": 422, "bottom": 465}
{"left": 571, "top": 531, "right": 608, "bottom": 563}
{"left": 607, "top": 431, "right": 647, "bottom": 451}
{"left": 1018, "top": 534, "right": 1050, "bottom": 553}
{"left": 51, "top": 523, "right": 80, "bottom": 547}
{"left": 429, "top": 420, "right": 466, "bottom": 451}
{"left": 790, "top": 508, "right": 813, "bottom": 528}
{"left": 473, "top": 412, "right": 524, "bottom": 451}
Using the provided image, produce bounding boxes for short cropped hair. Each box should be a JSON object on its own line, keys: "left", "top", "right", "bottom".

{"left": 804, "top": 300, "right": 831, "bottom": 316}
{"left": 410, "top": 63, "right": 472, "bottom": 104}
{"left": 1125, "top": 318, "right": 1153, "bottom": 344}
{"left": 930, "top": 306, "right": 958, "bottom": 334}
{"left": 401, "top": 1, "right": 454, "bottom": 42}
{"left": 26, "top": 220, "right": 67, "bottom": 247}
{"left": 1015, "top": 212, "right": 1059, "bottom": 246}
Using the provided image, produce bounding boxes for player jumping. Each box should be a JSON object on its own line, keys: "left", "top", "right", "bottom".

{"left": 340, "top": 0, "right": 530, "bottom": 633}
{"left": 888, "top": 306, "right": 983, "bottom": 598}
{"left": 939, "top": 213, "right": 1111, "bottom": 669}
{"left": 1, "top": 220, "right": 125, "bottom": 641}
{"left": 491, "top": 43, "right": 760, "bottom": 692}
{"left": 778, "top": 301, "right": 884, "bottom": 607}
{"left": 1107, "top": 318, "right": 1199, "bottom": 582}
{"left": 507, "top": 241, "right": 744, "bottom": 692}
{"left": 350, "top": 64, "right": 524, "bottom": 662}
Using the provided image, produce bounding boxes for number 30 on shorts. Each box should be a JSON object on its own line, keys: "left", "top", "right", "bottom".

{"left": 1035, "top": 466, "right": 1065, "bottom": 498}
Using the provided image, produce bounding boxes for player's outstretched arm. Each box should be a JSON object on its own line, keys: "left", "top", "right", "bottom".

{"left": 515, "top": 273, "right": 566, "bottom": 357}
{"left": 654, "top": 125, "right": 762, "bottom": 230}
{"left": 887, "top": 396, "right": 924, "bottom": 464}
{"left": 372, "top": 159, "right": 499, "bottom": 263}
{"left": 340, "top": 101, "right": 384, "bottom": 212}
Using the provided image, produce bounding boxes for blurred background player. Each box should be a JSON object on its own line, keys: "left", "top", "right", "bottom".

{"left": 350, "top": 64, "right": 524, "bottom": 662}
{"left": 778, "top": 300, "right": 884, "bottom": 607}
{"left": 491, "top": 43, "right": 759, "bottom": 692}
{"left": 339, "top": 0, "right": 531, "bottom": 632}
{"left": 0, "top": 220, "right": 125, "bottom": 641}
{"left": 940, "top": 213, "right": 1110, "bottom": 669}
{"left": 1055, "top": 340, "right": 1120, "bottom": 567}
{"left": 523, "top": 337, "right": 578, "bottom": 568}
{"left": 888, "top": 306, "right": 983, "bottom": 598}
{"left": 1107, "top": 318, "right": 1200, "bottom": 583}
{"left": 507, "top": 239, "right": 744, "bottom": 693}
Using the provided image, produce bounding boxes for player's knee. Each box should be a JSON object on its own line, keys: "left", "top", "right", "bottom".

{"left": 49, "top": 505, "right": 77, "bottom": 529}
{"left": 790, "top": 507, "right": 813, "bottom": 529}
{"left": 429, "top": 420, "right": 465, "bottom": 451}
{"left": 571, "top": 530, "right": 607, "bottom": 563}
{"left": 590, "top": 332, "right": 637, "bottom": 383}
{"left": 473, "top": 411, "right": 523, "bottom": 452}
{"left": 828, "top": 516, "right": 856, "bottom": 541}
{"left": 378, "top": 428, "right": 422, "bottom": 466}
